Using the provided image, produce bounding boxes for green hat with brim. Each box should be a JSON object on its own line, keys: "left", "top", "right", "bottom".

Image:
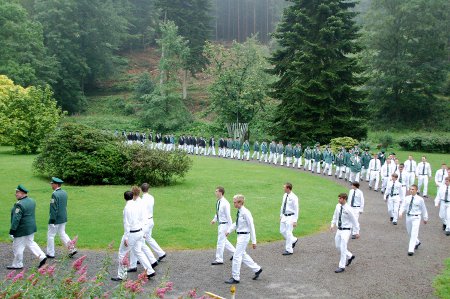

{"left": 16, "top": 184, "right": 29, "bottom": 193}
{"left": 51, "top": 177, "right": 64, "bottom": 184}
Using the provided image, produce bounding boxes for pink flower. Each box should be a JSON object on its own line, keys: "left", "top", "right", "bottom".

{"left": 155, "top": 287, "right": 168, "bottom": 298}
{"left": 137, "top": 271, "right": 148, "bottom": 283}
{"left": 67, "top": 235, "right": 78, "bottom": 251}
{"left": 165, "top": 281, "right": 174, "bottom": 291}
{"left": 77, "top": 273, "right": 87, "bottom": 283}
{"left": 27, "top": 274, "right": 35, "bottom": 281}
{"left": 76, "top": 265, "right": 88, "bottom": 276}
{"left": 47, "top": 265, "right": 56, "bottom": 277}
{"left": 121, "top": 252, "right": 130, "bottom": 267}
{"left": 72, "top": 255, "right": 87, "bottom": 271}
{"left": 12, "top": 270, "right": 25, "bottom": 283}
{"left": 187, "top": 289, "right": 197, "bottom": 298}
{"left": 6, "top": 270, "right": 16, "bottom": 280}
{"left": 124, "top": 280, "right": 143, "bottom": 293}
{"left": 38, "top": 264, "right": 48, "bottom": 275}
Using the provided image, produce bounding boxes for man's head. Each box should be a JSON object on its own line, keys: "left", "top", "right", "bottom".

{"left": 444, "top": 177, "right": 449, "bottom": 186}
{"left": 233, "top": 194, "right": 245, "bottom": 209}
{"left": 352, "top": 182, "right": 360, "bottom": 189}
{"left": 15, "top": 184, "right": 28, "bottom": 200}
{"left": 338, "top": 193, "right": 348, "bottom": 205}
{"left": 409, "top": 184, "right": 418, "bottom": 195}
{"left": 124, "top": 191, "right": 133, "bottom": 201}
{"left": 422, "top": 156, "right": 427, "bottom": 162}
{"left": 131, "top": 186, "right": 140, "bottom": 198}
{"left": 50, "top": 177, "right": 63, "bottom": 190}
{"left": 141, "top": 183, "right": 149, "bottom": 193}
{"left": 391, "top": 173, "right": 398, "bottom": 181}
{"left": 215, "top": 186, "right": 225, "bottom": 199}
{"left": 284, "top": 182, "right": 293, "bottom": 194}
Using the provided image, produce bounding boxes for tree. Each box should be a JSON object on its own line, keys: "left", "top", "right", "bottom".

{"left": 140, "top": 21, "right": 191, "bottom": 131}
{"left": 269, "top": 0, "right": 367, "bottom": 144}
{"left": 363, "top": 0, "right": 450, "bottom": 129}
{"left": 0, "top": 75, "right": 63, "bottom": 153}
{"left": 0, "top": 0, "right": 57, "bottom": 87}
{"left": 204, "top": 37, "right": 277, "bottom": 126}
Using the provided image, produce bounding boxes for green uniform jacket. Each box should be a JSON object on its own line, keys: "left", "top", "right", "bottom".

{"left": 243, "top": 142, "right": 250, "bottom": 151}
{"left": 313, "top": 149, "right": 322, "bottom": 162}
{"left": 293, "top": 147, "right": 301, "bottom": 158}
{"left": 349, "top": 157, "right": 362, "bottom": 172}
{"left": 285, "top": 146, "right": 293, "bottom": 157}
{"left": 277, "top": 144, "right": 284, "bottom": 154}
{"left": 10, "top": 196, "right": 37, "bottom": 237}
{"left": 253, "top": 142, "right": 260, "bottom": 151}
{"left": 234, "top": 140, "right": 241, "bottom": 150}
{"left": 344, "top": 152, "right": 351, "bottom": 166}
{"left": 270, "top": 143, "right": 277, "bottom": 153}
{"left": 49, "top": 188, "right": 68, "bottom": 224}
{"left": 335, "top": 152, "right": 344, "bottom": 166}
{"left": 261, "top": 143, "right": 268, "bottom": 154}
{"left": 304, "top": 149, "right": 312, "bottom": 159}
{"left": 361, "top": 153, "right": 371, "bottom": 168}
{"left": 324, "top": 150, "right": 333, "bottom": 163}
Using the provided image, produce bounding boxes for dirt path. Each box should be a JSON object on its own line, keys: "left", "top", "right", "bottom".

{"left": 1, "top": 165, "right": 448, "bottom": 298}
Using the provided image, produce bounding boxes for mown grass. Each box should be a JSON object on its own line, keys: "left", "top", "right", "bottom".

{"left": 433, "top": 258, "right": 450, "bottom": 299}
{"left": 0, "top": 146, "right": 345, "bottom": 250}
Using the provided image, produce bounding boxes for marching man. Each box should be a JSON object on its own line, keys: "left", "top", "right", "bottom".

{"left": 279, "top": 183, "right": 299, "bottom": 255}
{"left": 384, "top": 173, "right": 402, "bottom": 225}
{"left": 415, "top": 156, "right": 432, "bottom": 198}
{"left": 435, "top": 177, "right": 450, "bottom": 235}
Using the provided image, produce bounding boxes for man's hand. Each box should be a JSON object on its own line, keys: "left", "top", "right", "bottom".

{"left": 329, "top": 225, "right": 335, "bottom": 232}
{"left": 124, "top": 239, "right": 128, "bottom": 247}
{"left": 423, "top": 220, "right": 428, "bottom": 224}
{"left": 210, "top": 220, "right": 215, "bottom": 225}
{"left": 225, "top": 232, "right": 229, "bottom": 237}
{"left": 293, "top": 222, "right": 297, "bottom": 228}
{"left": 354, "top": 234, "right": 360, "bottom": 239}
{"left": 252, "top": 244, "right": 256, "bottom": 249}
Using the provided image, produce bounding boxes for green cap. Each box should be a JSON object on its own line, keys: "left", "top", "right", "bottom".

{"left": 16, "top": 184, "right": 29, "bottom": 193}
{"left": 51, "top": 177, "right": 64, "bottom": 184}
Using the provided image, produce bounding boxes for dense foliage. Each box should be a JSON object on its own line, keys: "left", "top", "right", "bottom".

{"left": 34, "top": 123, "right": 192, "bottom": 186}
{"left": 329, "top": 137, "right": 359, "bottom": 152}
{"left": 269, "top": 0, "right": 368, "bottom": 144}
{"left": 0, "top": 75, "right": 62, "bottom": 153}
{"left": 398, "top": 133, "right": 450, "bottom": 154}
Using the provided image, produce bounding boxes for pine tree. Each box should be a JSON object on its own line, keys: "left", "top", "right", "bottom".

{"left": 269, "top": 0, "right": 367, "bottom": 144}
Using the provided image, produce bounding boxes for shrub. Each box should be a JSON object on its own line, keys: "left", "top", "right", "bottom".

{"left": 398, "top": 133, "right": 450, "bottom": 153}
{"left": 34, "top": 123, "right": 192, "bottom": 185}
{"left": 379, "top": 133, "right": 394, "bottom": 149}
{"left": 330, "top": 137, "right": 359, "bottom": 152}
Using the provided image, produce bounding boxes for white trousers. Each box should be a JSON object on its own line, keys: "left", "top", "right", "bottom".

{"left": 323, "top": 163, "right": 332, "bottom": 175}
{"left": 251, "top": 151, "right": 260, "bottom": 160}
{"left": 215, "top": 224, "right": 236, "bottom": 263}
{"left": 47, "top": 222, "right": 74, "bottom": 256}
{"left": 280, "top": 217, "right": 297, "bottom": 253}
{"left": 234, "top": 149, "right": 241, "bottom": 160}
{"left": 312, "top": 161, "right": 320, "bottom": 173}
{"left": 405, "top": 215, "right": 421, "bottom": 253}
{"left": 417, "top": 175, "right": 429, "bottom": 196}
{"left": 336, "top": 166, "right": 344, "bottom": 178}
{"left": 361, "top": 168, "right": 369, "bottom": 181}
{"left": 261, "top": 153, "right": 268, "bottom": 163}
{"left": 407, "top": 172, "right": 415, "bottom": 188}
{"left": 349, "top": 172, "right": 360, "bottom": 183}
{"left": 369, "top": 171, "right": 380, "bottom": 190}
{"left": 293, "top": 157, "right": 302, "bottom": 168}
{"left": 304, "top": 159, "right": 311, "bottom": 170}
{"left": 232, "top": 234, "right": 261, "bottom": 281}
{"left": 335, "top": 229, "right": 352, "bottom": 269}
{"left": 117, "top": 232, "right": 154, "bottom": 279}
{"left": 351, "top": 207, "right": 361, "bottom": 235}
{"left": 130, "top": 220, "right": 161, "bottom": 268}
{"left": 268, "top": 152, "right": 275, "bottom": 164}
{"left": 285, "top": 157, "right": 291, "bottom": 167}
{"left": 439, "top": 203, "right": 450, "bottom": 230}
{"left": 387, "top": 196, "right": 400, "bottom": 222}
{"left": 381, "top": 176, "right": 390, "bottom": 192}
{"left": 207, "top": 146, "right": 216, "bottom": 156}
{"left": 243, "top": 151, "right": 250, "bottom": 160}
{"left": 12, "top": 233, "right": 46, "bottom": 268}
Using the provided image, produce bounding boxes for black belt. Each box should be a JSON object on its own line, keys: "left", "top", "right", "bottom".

{"left": 219, "top": 222, "right": 228, "bottom": 224}
{"left": 338, "top": 227, "right": 351, "bottom": 230}
{"left": 237, "top": 232, "right": 249, "bottom": 234}
{"left": 130, "top": 229, "right": 142, "bottom": 233}
{"left": 284, "top": 213, "right": 294, "bottom": 216}
{"left": 407, "top": 214, "right": 419, "bottom": 217}
{"left": 351, "top": 206, "right": 360, "bottom": 208}
{"left": 389, "top": 194, "right": 399, "bottom": 196}
{"left": 148, "top": 217, "right": 153, "bottom": 219}
{"left": 443, "top": 200, "right": 450, "bottom": 203}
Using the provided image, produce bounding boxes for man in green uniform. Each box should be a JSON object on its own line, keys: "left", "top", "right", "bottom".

{"left": 8, "top": 184, "right": 47, "bottom": 269}
{"left": 46, "top": 177, "right": 77, "bottom": 258}
{"left": 343, "top": 149, "right": 352, "bottom": 181}
{"left": 323, "top": 146, "right": 334, "bottom": 176}
{"left": 251, "top": 141, "right": 260, "bottom": 161}
{"left": 293, "top": 143, "right": 302, "bottom": 169}
{"left": 361, "top": 149, "right": 371, "bottom": 182}
{"left": 276, "top": 141, "right": 285, "bottom": 166}
{"left": 243, "top": 140, "right": 250, "bottom": 161}
{"left": 285, "top": 143, "right": 293, "bottom": 167}
{"left": 304, "top": 146, "right": 312, "bottom": 171}
{"left": 349, "top": 152, "right": 362, "bottom": 184}
{"left": 269, "top": 141, "right": 277, "bottom": 164}
{"left": 260, "top": 141, "right": 268, "bottom": 163}
{"left": 312, "top": 145, "right": 322, "bottom": 173}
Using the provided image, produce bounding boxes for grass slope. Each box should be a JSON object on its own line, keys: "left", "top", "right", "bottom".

{"left": 0, "top": 147, "right": 345, "bottom": 250}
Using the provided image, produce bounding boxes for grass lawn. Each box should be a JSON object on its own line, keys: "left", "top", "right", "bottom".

{"left": 0, "top": 146, "right": 346, "bottom": 251}
{"left": 434, "top": 258, "right": 450, "bottom": 299}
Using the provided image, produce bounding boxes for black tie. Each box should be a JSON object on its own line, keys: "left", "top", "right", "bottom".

{"left": 442, "top": 169, "right": 446, "bottom": 183}
{"left": 422, "top": 163, "right": 425, "bottom": 175}
{"left": 387, "top": 164, "right": 389, "bottom": 177}
{"left": 282, "top": 194, "right": 288, "bottom": 214}
{"left": 409, "top": 161, "right": 412, "bottom": 172}
{"left": 407, "top": 196, "right": 415, "bottom": 216}
{"left": 351, "top": 191, "right": 356, "bottom": 207}
{"left": 374, "top": 160, "right": 377, "bottom": 171}
{"left": 216, "top": 200, "right": 220, "bottom": 222}
{"left": 400, "top": 172, "right": 402, "bottom": 183}
{"left": 390, "top": 184, "right": 394, "bottom": 197}
{"left": 236, "top": 209, "right": 240, "bottom": 229}
{"left": 445, "top": 186, "right": 449, "bottom": 202}
{"left": 338, "top": 205, "right": 343, "bottom": 228}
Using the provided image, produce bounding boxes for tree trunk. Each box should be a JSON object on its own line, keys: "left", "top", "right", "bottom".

{"left": 182, "top": 69, "right": 188, "bottom": 100}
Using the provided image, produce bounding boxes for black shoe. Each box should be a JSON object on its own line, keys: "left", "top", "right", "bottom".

{"left": 6, "top": 266, "right": 23, "bottom": 270}
{"left": 46, "top": 254, "right": 55, "bottom": 259}
{"left": 127, "top": 267, "right": 137, "bottom": 273}
{"left": 335, "top": 268, "right": 345, "bottom": 273}
{"left": 68, "top": 251, "right": 78, "bottom": 258}
{"left": 445, "top": 231, "right": 450, "bottom": 236}
{"left": 38, "top": 257, "right": 47, "bottom": 268}
{"left": 374, "top": 190, "right": 378, "bottom": 192}
{"left": 253, "top": 268, "right": 263, "bottom": 280}
{"left": 292, "top": 239, "right": 298, "bottom": 249}
{"left": 157, "top": 254, "right": 166, "bottom": 262}
{"left": 346, "top": 255, "right": 355, "bottom": 267}
{"left": 230, "top": 256, "right": 233, "bottom": 261}
{"left": 137, "top": 260, "right": 140, "bottom": 265}
{"left": 408, "top": 252, "right": 414, "bottom": 256}
{"left": 211, "top": 261, "right": 224, "bottom": 265}
{"left": 225, "top": 278, "right": 240, "bottom": 284}
{"left": 351, "top": 235, "right": 356, "bottom": 239}
{"left": 111, "top": 277, "right": 123, "bottom": 281}
{"left": 282, "top": 251, "right": 293, "bottom": 256}
{"left": 147, "top": 272, "right": 156, "bottom": 278}
{"left": 151, "top": 262, "right": 158, "bottom": 268}
{"left": 393, "top": 222, "right": 397, "bottom": 225}
{"left": 369, "top": 186, "right": 372, "bottom": 190}
{"left": 443, "top": 224, "right": 447, "bottom": 231}
{"left": 390, "top": 217, "right": 393, "bottom": 222}
{"left": 415, "top": 242, "right": 421, "bottom": 250}
{"left": 381, "top": 191, "right": 384, "bottom": 194}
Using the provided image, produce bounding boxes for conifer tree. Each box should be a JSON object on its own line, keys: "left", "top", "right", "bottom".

{"left": 269, "top": 0, "right": 367, "bottom": 143}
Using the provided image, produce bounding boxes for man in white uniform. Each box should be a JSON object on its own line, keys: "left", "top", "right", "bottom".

{"left": 211, "top": 186, "right": 235, "bottom": 265}
{"left": 279, "top": 183, "right": 299, "bottom": 255}
{"left": 434, "top": 163, "right": 448, "bottom": 195}
{"left": 111, "top": 191, "right": 155, "bottom": 281}
{"left": 384, "top": 173, "right": 402, "bottom": 225}
{"left": 404, "top": 155, "right": 417, "bottom": 188}
{"left": 416, "top": 156, "right": 432, "bottom": 198}
{"left": 380, "top": 157, "right": 395, "bottom": 194}
{"left": 225, "top": 194, "right": 262, "bottom": 284}
{"left": 435, "top": 177, "right": 450, "bottom": 235}
{"left": 399, "top": 185, "right": 428, "bottom": 256}
{"left": 348, "top": 182, "right": 364, "bottom": 239}
{"left": 330, "top": 193, "right": 360, "bottom": 273}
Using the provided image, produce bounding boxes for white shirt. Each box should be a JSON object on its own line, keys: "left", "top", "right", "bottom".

{"left": 381, "top": 162, "right": 395, "bottom": 177}
{"left": 280, "top": 191, "right": 299, "bottom": 222}
{"left": 396, "top": 170, "right": 408, "bottom": 186}
{"left": 141, "top": 193, "right": 155, "bottom": 219}
{"left": 416, "top": 162, "right": 432, "bottom": 177}
{"left": 123, "top": 200, "right": 143, "bottom": 239}
{"left": 368, "top": 158, "right": 381, "bottom": 171}
{"left": 435, "top": 184, "right": 450, "bottom": 207}
{"left": 384, "top": 180, "right": 402, "bottom": 200}
{"left": 404, "top": 159, "right": 417, "bottom": 173}
{"left": 331, "top": 203, "right": 360, "bottom": 233}
{"left": 434, "top": 169, "right": 448, "bottom": 186}
{"left": 348, "top": 189, "right": 364, "bottom": 212}
{"left": 400, "top": 195, "right": 428, "bottom": 220}
{"left": 228, "top": 206, "right": 257, "bottom": 244}
{"left": 212, "top": 197, "right": 233, "bottom": 225}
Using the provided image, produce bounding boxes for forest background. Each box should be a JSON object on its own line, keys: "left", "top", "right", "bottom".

{"left": 0, "top": 0, "right": 449, "bottom": 152}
